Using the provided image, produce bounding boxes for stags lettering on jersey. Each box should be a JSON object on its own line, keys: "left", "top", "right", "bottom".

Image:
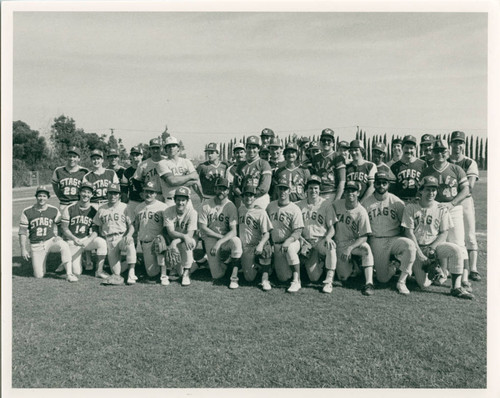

{"left": 93, "top": 179, "right": 111, "bottom": 189}
{"left": 397, "top": 168, "right": 421, "bottom": 181}
{"left": 239, "top": 214, "right": 259, "bottom": 230}
{"left": 269, "top": 211, "right": 293, "bottom": 226}
{"left": 100, "top": 213, "right": 126, "bottom": 223}
{"left": 415, "top": 213, "right": 440, "bottom": 229}
{"left": 168, "top": 166, "right": 188, "bottom": 176}
{"left": 367, "top": 207, "right": 397, "bottom": 221}
{"left": 302, "top": 211, "right": 325, "bottom": 225}
{"left": 336, "top": 213, "right": 359, "bottom": 233}
{"left": 204, "top": 168, "right": 225, "bottom": 181}
{"left": 438, "top": 175, "right": 458, "bottom": 187}
{"left": 138, "top": 211, "right": 161, "bottom": 223}
{"left": 208, "top": 212, "right": 229, "bottom": 225}
{"left": 59, "top": 177, "right": 82, "bottom": 187}
{"left": 347, "top": 171, "right": 368, "bottom": 183}
{"left": 174, "top": 219, "right": 188, "bottom": 231}
{"left": 70, "top": 215, "right": 93, "bottom": 227}
{"left": 30, "top": 217, "right": 54, "bottom": 228}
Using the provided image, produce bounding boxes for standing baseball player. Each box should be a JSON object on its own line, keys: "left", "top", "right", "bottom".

{"left": 259, "top": 145, "right": 270, "bottom": 161}
{"left": 386, "top": 138, "right": 403, "bottom": 168}
{"left": 83, "top": 149, "right": 119, "bottom": 208}
{"left": 332, "top": 181, "right": 375, "bottom": 296}
{"left": 345, "top": 139, "right": 377, "bottom": 202}
{"left": 234, "top": 135, "right": 272, "bottom": 210}
{"left": 238, "top": 184, "right": 274, "bottom": 290}
{"left": 272, "top": 142, "right": 310, "bottom": 202}
{"left": 260, "top": 128, "right": 275, "bottom": 147}
{"left": 162, "top": 186, "right": 199, "bottom": 286}
{"left": 390, "top": 135, "right": 427, "bottom": 202}
{"left": 60, "top": 181, "right": 108, "bottom": 278}
{"left": 198, "top": 177, "right": 243, "bottom": 287}
{"left": 106, "top": 148, "right": 127, "bottom": 202}
{"left": 268, "top": 137, "right": 286, "bottom": 173}
{"left": 448, "top": 130, "right": 481, "bottom": 282}
{"left": 419, "top": 134, "right": 435, "bottom": 166}
{"left": 18, "top": 186, "right": 77, "bottom": 282}
{"left": 362, "top": 172, "right": 417, "bottom": 295}
{"left": 197, "top": 143, "right": 228, "bottom": 201}
{"left": 301, "top": 141, "right": 320, "bottom": 169}
{"left": 266, "top": 177, "right": 304, "bottom": 293}
{"left": 133, "top": 138, "right": 167, "bottom": 202}
{"left": 51, "top": 146, "right": 88, "bottom": 211}
{"left": 93, "top": 183, "right": 137, "bottom": 284}
{"left": 121, "top": 146, "right": 144, "bottom": 214}
{"left": 335, "top": 140, "right": 352, "bottom": 165}
{"left": 310, "top": 129, "right": 346, "bottom": 200}
{"left": 132, "top": 181, "right": 168, "bottom": 282}
{"left": 226, "top": 142, "right": 246, "bottom": 203}
{"left": 401, "top": 176, "right": 473, "bottom": 299}
{"left": 297, "top": 176, "right": 337, "bottom": 293}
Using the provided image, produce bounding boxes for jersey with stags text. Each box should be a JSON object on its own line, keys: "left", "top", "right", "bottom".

{"left": 51, "top": 166, "right": 89, "bottom": 204}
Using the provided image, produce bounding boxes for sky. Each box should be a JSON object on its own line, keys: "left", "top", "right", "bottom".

{"left": 13, "top": 11, "right": 488, "bottom": 158}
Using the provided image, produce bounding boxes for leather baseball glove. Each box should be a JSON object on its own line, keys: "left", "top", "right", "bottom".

{"left": 153, "top": 234, "right": 168, "bottom": 254}
{"left": 165, "top": 246, "right": 182, "bottom": 269}
{"left": 257, "top": 241, "right": 273, "bottom": 266}
{"left": 422, "top": 249, "right": 445, "bottom": 284}
{"left": 102, "top": 274, "right": 124, "bottom": 286}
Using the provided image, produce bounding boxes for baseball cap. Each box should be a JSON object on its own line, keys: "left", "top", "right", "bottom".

{"left": 420, "top": 176, "right": 439, "bottom": 189}
{"left": 174, "top": 186, "right": 191, "bottom": 198}
{"left": 215, "top": 177, "right": 230, "bottom": 188}
{"left": 374, "top": 172, "right": 390, "bottom": 182}
{"left": 107, "top": 183, "right": 121, "bottom": 193}
{"left": 308, "top": 141, "right": 320, "bottom": 151}
{"left": 420, "top": 134, "right": 435, "bottom": 145}
{"left": 130, "top": 146, "right": 143, "bottom": 155}
{"left": 261, "top": 128, "right": 275, "bottom": 137}
{"left": 205, "top": 143, "right": 219, "bottom": 152}
{"left": 242, "top": 185, "right": 257, "bottom": 195}
{"left": 433, "top": 138, "right": 448, "bottom": 150}
{"left": 233, "top": 142, "right": 245, "bottom": 151}
{"left": 149, "top": 138, "right": 161, "bottom": 148}
{"left": 259, "top": 145, "right": 270, "bottom": 154}
{"left": 35, "top": 185, "right": 51, "bottom": 197}
{"left": 306, "top": 175, "right": 322, "bottom": 187}
{"left": 392, "top": 138, "right": 403, "bottom": 145}
{"left": 143, "top": 181, "right": 158, "bottom": 192}
{"left": 164, "top": 136, "right": 179, "bottom": 146}
{"left": 276, "top": 177, "right": 290, "bottom": 188}
{"left": 90, "top": 149, "right": 104, "bottom": 158}
{"left": 79, "top": 181, "right": 94, "bottom": 192}
{"left": 372, "top": 142, "right": 386, "bottom": 153}
{"left": 338, "top": 141, "right": 350, "bottom": 149}
{"left": 402, "top": 135, "right": 418, "bottom": 146}
{"left": 350, "top": 140, "right": 364, "bottom": 149}
{"left": 107, "top": 148, "right": 120, "bottom": 157}
{"left": 450, "top": 131, "right": 466, "bottom": 142}
{"left": 283, "top": 142, "right": 298, "bottom": 153}
{"left": 344, "top": 181, "right": 360, "bottom": 191}
{"left": 320, "top": 128, "right": 335, "bottom": 140}
{"left": 67, "top": 146, "right": 80, "bottom": 157}
{"left": 268, "top": 137, "right": 282, "bottom": 148}
{"left": 299, "top": 136, "right": 310, "bottom": 147}
{"left": 246, "top": 136, "right": 261, "bottom": 147}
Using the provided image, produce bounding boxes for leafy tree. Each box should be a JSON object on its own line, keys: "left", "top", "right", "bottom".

{"left": 50, "top": 115, "right": 86, "bottom": 162}
{"left": 13, "top": 120, "right": 49, "bottom": 168}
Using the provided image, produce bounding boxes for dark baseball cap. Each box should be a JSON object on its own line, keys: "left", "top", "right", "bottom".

{"left": 402, "top": 135, "right": 418, "bottom": 146}
{"left": 261, "top": 128, "right": 275, "bottom": 137}
{"left": 107, "top": 148, "right": 120, "bottom": 157}
{"left": 283, "top": 142, "right": 298, "bottom": 152}
{"left": 420, "top": 176, "right": 439, "bottom": 189}
{"left": 246, "top": 136, "right": 261, "bottom": 147}
{"left": 306, "top": 175, "right": 322, "bottom": 187}
{"left": 67, "top": 146, "right": 80, "bottom": 156}
{"left": 338, "top": 141, "right": 350, "bottom": 149}
{"left": 374, "top": 172, "right": 390, "bottom": 182}
{"left": 344, "top": 181, "right": 360, "bottom": 191}
{"left": 320, "top": 128, "right": 335, "bottom": 140}
{"left": 242, "top": 185, "right": 257, "bottom": 195}
{"left": 79, "top": 181, "right": 94, "bottom": 192}
{"left": 392, "top": 138, "right": 403, "bottom": 145}
{"left": 259, "top": 145, "right": 270, "bottom": 154}
{"left": 276, "top": 177, "right": 290, "bottom": 188}
{"left": 130, "top": 146, "right": 143, "bottom": 155}
{"left": 450, "top": 131, "right": 466, "bottom": 142}
{"left": 433, "top": 139, "right": 448, "bottom": 150}
{"left": 35, "top": 185, "right": 51, "bottom": 197}
{"left": 107, "top": 183, "right": 121, "bottom": 193}
{"left": 215, "top": 177, "right": 230, "bottom": 188}
{"left": 205, "top": 143, "right": 219, "bottom": 152}
{"left": 372, "top": 142, "right": 386, "bottom": 153}
{"left": 149, "top": 138, "right": 161, "bottom": 148}
{"left": 350, "top": 140, "right": 364, "bottom": 149}
{"left": 308, "top": 141, "right": 320, "bottom": 150}
{"left": 143, "top": 181, "right": 159, "bottom": 192}
{"left": 268, "top": 137, "right": 282, "bottom": 148}
{"left": 174, "top": 186, "right": 191, "bottom": 198}
{"left": 420, "top": 134, "right": 435, "bottom": 144}
{"left": 90, "top": 149, "right": 104, "bottom": 158}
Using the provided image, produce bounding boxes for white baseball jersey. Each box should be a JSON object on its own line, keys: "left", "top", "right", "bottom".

{"left": 134, "top": 200, "right": 168, "bottom": 242}
{"left": 332, "top": 200, "right": 372, "bottom": 244}
{"left": 238, "top": 205, "right": 273, "bottom": 246}
{"left": 133, "top": 157, "right": 167, "bottom": 194}
{"left": 297, "top": 197, "right": 337, "bottom": 242}
{"left": 164, "top": 205, "right": 198, "bottom": 234}
{"left": 157, "top": 157, "right": 196, "bottom": 199}
{"left": 266, "top": 201, "right": 304, "bottom": 244}
{"left": 362, "top": 193, "right": 405, "bottom": 238}
{"left": 401, "top": 201, "right": 452, "bottom": 246}
{"left": 93, "top": 202, "right": 132, "bottom": 237}
{"left": 199, "top": 198, "right": 238, "bottom": 235}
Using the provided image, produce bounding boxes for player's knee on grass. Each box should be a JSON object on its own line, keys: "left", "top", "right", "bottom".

{"left": 226, "top": 236, "right": 243, "bottom": 259}
{"left": 352, "top": 243, "right": 374, "bottom": 267}
{"left": 304, "top": 249, "right": 323, "bottom": 282}
{"left": 436, "top": 242, "right": 463, "bottom": 275}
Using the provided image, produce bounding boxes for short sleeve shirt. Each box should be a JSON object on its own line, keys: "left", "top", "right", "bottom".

{"left": 164, "top": 205, "right": 198, "bottom": 235}
{"left": 362, "top": 193, "right": 405, "bottom": 238}
{"left": 266, "top": 201, "right": 304, "bottom": 243}
{"left": 238, "top": 205, "right": 273, "bottom": 246}
{"left": 332, "top": 200, "right": 372, "bottom": 244}
{"left": 199, "top": 199, "right": 238, "bottom": 235}
{"left": 401, "top": 201, "right": 452, "bottom": 246}
{"left": 93, "top": 202, "right": 131, "bottom": 237}
{"left": 134, "top": 200, "right": 169, "bottom": 242}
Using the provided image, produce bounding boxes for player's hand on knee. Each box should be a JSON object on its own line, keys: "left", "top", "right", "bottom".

{"left": 341, "top": 246, "right": 353, "bottom": 262}
{"left": 21, "top": 248, "right": 30, "bottom": 261}
{"left": 184, "top": 236, "right": 196, "bottom": 250}
{"left": 211, "top": 242, "right": 221, "bottom": 256}
{"left": 74, "top": 238, "right": 84, "bottom": 247}
{"left": 417, "top": 248, "right": 428, "bottom": 262}
{"left": 254, "top": 243, "right": 264, "bottom": 256}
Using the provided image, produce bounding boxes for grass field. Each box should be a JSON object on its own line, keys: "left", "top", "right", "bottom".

{"left": 8, "top": 173, "right": 487, "bottom": 388}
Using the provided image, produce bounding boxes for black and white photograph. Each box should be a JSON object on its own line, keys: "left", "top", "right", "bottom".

{"left": 2, "top": 0, "right": 498, "bottom": 396}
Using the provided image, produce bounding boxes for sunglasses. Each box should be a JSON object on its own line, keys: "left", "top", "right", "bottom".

{"left": 320, "top": 139, "right": 333, "bottom": 144}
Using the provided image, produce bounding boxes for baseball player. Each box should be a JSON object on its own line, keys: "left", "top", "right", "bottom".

{"left": 197, "top": 143, "right": 228, "bottom": 201}
{"left": 238, "top": 184, "right": 274, "bottom": 290}
{"left": 419, "top": 134, "right": 435, "bottom": 166}
{"left": 332, "top": 181, "right": 375, "bottom": 296}
{"left": 390, "top": 135, "right": 426, "bottom": 202}
{"left": 345, "top": 139, "right": 377, "bottom": 201}
{"left": 132, "top": 181, "right": 168, "bottom": 282}
{"left": 60, "top": 181, "right": 108, "bottom": 277}
{"left": 51, "top": 146, "right": 88, "bottom": 211}
{"left": 297, "top": 176, "right": 337, "bottom": 293}
{"left": 106, "top": 148, "right": 127, "bottom": 202}
{"left": 371, "top": 142, "right": 396, "bottom": 191}
{"left": 362, "top": 172, "right": 417, "bottom": 295}
{"left": 233, "top": 135, "right": 272, "bottom": 210}
{"left": 162, "top": 186, "right": 199, "bottom": 286}
{"left": 268, "top": 137, "right": 286, "bottom": 173}
{"left": 272, "top": 142, "right": 310, "bottom": 202}
{"left": 386, "top": 138, "right": 403, "bottom": 168}
{"left": 449, "top": 130, "right": 481, "bottom": 282}
{"left": 121, "top": 146, "right": 144, "bottom": 215}
{"left": 198, "top": 177, "right": 243, "bottom": 288}
{"left": 226, "top": 142, "right": 246, "bottom": 203}
{"left": 266, "top": 177, "right": 304, "bottom": 293}
{"left": 260, "top": 128, "right": 275, "bottom": 146}
{"left": 301, "top": 141, "right": 320, "bottom": 169}
{"left": 93, "top": 183, "right": 137, "bottom": 284}
{"left": 132, "top": 138, "right": 167, "bottom": 202}
{"left": 310, "top": 129, "right": 346, "bottom": 200}
{"left": 83, "top": 149, "right": 119, "bottom": 208}
{"left": 421, "top": 138, "right": 470, "bottom": 286}
{"left": 157, "top": 136, "right": 203, "bottom": 207}
{"left": 18, "top": 186, "right": 77, "bottom": 282}
{"left": 401, "top": 176, "right": 474, "bottom": 299}
{"left": 335, "top": 140, "right": 352, "bottom": 165}
{"left": 259, "top": 145, "right": 270, "bottom": 161}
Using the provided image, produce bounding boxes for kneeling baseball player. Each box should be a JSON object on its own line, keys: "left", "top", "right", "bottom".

{"left": 61, "top": 182, "right": 108, "bottom": 277}
{"left": 401, "top": 176, "right": 474, "bottom": 299}
{"left": 198, "top": 177, "right": 243, "bottom": 288}
{"left": 297, "top": 175, "right": 337, "bottom": 293}
{"left": 332, "top": 181, "right": 375, "bottom": 296}
{"left": 266, "top": 177, "right": 304, "bottom": 293}
{"left": 93, "top": 183, "right": 137, "bottom": 284}
{"left": 238, "top": 184, "right": 274, "bottom": 290}
{"left": 362, "top": 172, "right": 417, "bottom": 295}
{"left": 18, "top": 186, "right": 77, "bottom": 282}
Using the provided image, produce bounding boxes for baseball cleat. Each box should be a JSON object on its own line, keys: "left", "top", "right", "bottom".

{"left": 55, "top": 264, "right": 65, "bottom": 273}
{"left": 129, "top": 274, "right": 138, "bottom": 281}
{"left": 322, "top": 282, "right": 333, "bottom": 294}
{"left": 423, "top": 277, "right": 432, "bottom": 288}
{"left": 469, "top": 271, "right": 481, "bottom": 281}
{"left": 261, "top": 280, "right": 272, "bottom": 291}
{"left": 287, "top": 280, "right": 301, "bottom": 293}
{"left": 229, "top": 277, "right": 239, "bottom": 289}
{"left": 462, "top": 280, "right": 473, "bottom": 292}
{"left": 181, "top": 274, "right": 191, "bottom": 286}
{"left": 66, "top": 274, "right": 78, "bottom": 282}
{"left": 127, "top": 276, "right": 136, "bottom": 285}
{"left": 168, "top": 272, "right": 180, "bottom": 281}
{"left": 160, "top": 275, "right": 170, "bottom": 286}
{"left": 396, "top": 282, "right": 410, "bottom": 295}
{"left": 432, "top": 275, "right": 447, "bottom": 286}
{"left": 362, "top": 283, "right": 375, "bottom": 296}
{"left": 451, "top": 287, "right": 474, "bottom": 300}
{"left": 95, "top": 271, "right": 110, "bottom": 279}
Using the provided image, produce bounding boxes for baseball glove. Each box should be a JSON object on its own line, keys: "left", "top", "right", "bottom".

{"left": 422, "top": 249, "right": 445, "bottom": 284}
{"left": 257, "top": 241, "right": 273, "bottom": 266}
{"left": 153, "top": 234, "right": 168, "bottom": 254}
{"left": 219, "top": 248, "right": 231, "bottom": 263}
{"left": 165, "top": 246, "right": 181, "bottom": 269}
{"left": 102, "top": 274, "right": 124, "bottom": 286}
{"left": 299, "top": 237, "right": 313, "bottom": 258}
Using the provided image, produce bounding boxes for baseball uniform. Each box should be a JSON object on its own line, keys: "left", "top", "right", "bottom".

{"left": 272, "top": 165, "right": 310, "bottom": 202}
{"left": 266, "top": 201, "right": 304, "bottom": 282}
{"left": 83, "top": 169, "right": 119, "bottom": 207}
{"left": 235, "top": 158, "right": 272, "bottom": 209}
{"left": 133, "top": 157, "right": 167, "bottom": 202}
{"left": 157, "top": 157, "right": 197, "bottom": 204}
{"left": 197, "top": 161, "right": 228, "bottom": 198}
{"left": 51, "top": 166, "right": 89, "bottom": 209}
{"left": 310, "top": 152, "right": 346, "bottom": 198}
{"left": 345, "top": 161, "right": 377, "bottom": 199}
{"left": 390, "top": 158, "right": 427, "bottom": 201}
{"left": 122, "top": 165, "right": 144, "bottom": 214}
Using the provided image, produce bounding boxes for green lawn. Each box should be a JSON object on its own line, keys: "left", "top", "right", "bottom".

{"left": 9, "top": 172, "right": 487, "bottom": 388}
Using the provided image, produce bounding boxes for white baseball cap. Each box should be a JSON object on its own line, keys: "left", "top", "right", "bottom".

{"left": 164, "top": 136, "right": 179, "bottom": 146}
